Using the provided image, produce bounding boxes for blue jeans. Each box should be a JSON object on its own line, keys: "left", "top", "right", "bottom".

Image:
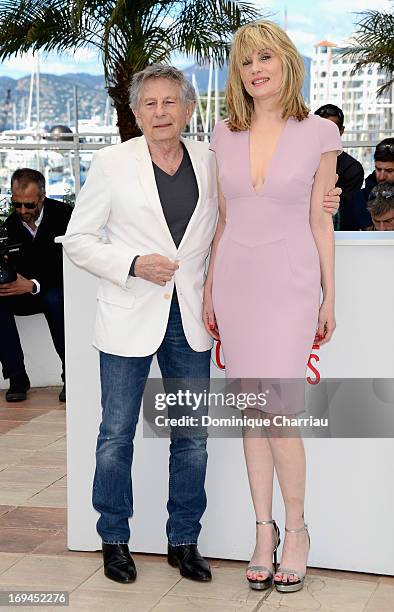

{"left": 93, "top": 301, "right": 211, "bottom": 546}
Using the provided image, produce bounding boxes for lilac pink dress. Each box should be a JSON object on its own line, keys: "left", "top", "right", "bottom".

{"left": 209, "top": 115, "right": 341, "bottom": 412}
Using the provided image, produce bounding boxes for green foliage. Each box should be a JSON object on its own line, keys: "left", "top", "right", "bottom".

{"left": 0, "top": 0, "right": 262, "bottom": 140}
{"left": 342, "top": 8, "right": 394, "bottom": 95}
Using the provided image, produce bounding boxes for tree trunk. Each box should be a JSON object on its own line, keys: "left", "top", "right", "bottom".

{"left": 107, "top": 77, "right": 142, "bottom": 142}
{"left": 113, "top": 98, "right": 142, "bottom": 142}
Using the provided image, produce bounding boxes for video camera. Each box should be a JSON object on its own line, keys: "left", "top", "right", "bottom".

{"left": 0, "top": 198, "right": 20, "bottom": 284}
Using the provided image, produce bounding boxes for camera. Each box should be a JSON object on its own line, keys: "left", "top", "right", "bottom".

{"left": 0, "top": 198, "right": 20, "bottom": 284}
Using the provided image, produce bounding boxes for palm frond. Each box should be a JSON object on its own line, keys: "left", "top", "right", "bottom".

{"left": 168, "top": 0, "right": 262, "bottom": 64}
{"left": 0, "top": 0, "right": 268, "bottom": 139}
{"left": 0, "top": 0, "right": 105, "bottom": 60}
{"left": 342, "top": 8, "right": 394, "bottom": 94}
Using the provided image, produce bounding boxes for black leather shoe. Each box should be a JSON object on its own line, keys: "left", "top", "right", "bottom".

{"left": 102, "top": 543, "right": 137, "bottom": 583}
{"left": 59, "top": 384, "right": 66, "bottom": 403}
{"left": 6, "top": 372, "right": 30, "bottom": 402}
{"left": 168, "top": 544, "right": 212, "bottom": 581}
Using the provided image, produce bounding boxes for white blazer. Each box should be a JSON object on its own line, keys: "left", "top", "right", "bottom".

{"left": 61, "top": 135, "right": 218, "bottom": 357}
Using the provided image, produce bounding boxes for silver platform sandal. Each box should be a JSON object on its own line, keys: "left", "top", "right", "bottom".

{"left": 246, "top": 519, "right": 281, "bottom": 591}
{"left": 274, "top": 522, "right": 310, "bottom": 593}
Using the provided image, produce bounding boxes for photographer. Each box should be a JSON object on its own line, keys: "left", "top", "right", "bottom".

{"left": 366, "top": 181, "right": 394, "bottom": 231}
{"left": 0, "top": 169, "right": 72, "bottom": 402}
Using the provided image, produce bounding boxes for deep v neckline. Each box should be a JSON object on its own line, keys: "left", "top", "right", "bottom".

{"left": 247, "top": 118, "right": 290, "bottom": 196}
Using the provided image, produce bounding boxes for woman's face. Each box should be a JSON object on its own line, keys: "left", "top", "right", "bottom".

{"left": 239, "top": 48, "right": 283, "bottom": 103}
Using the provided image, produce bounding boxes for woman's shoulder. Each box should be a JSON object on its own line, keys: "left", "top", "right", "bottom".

{"left": 292, "top": 113, "right": 340, "bottom": 137}
{"left": 209, "top": 119, "right": 238, "bottom": 152}
{"left": 294, "top": 114, "right": 342, "bottom": 153}
{"left": 292, "top": 113, "right": 324, "bottom": 128}
{"left": 212, "top": 119, "right": 232, "bottom": 136}
{"left": 300, "top": 113, "right": 338, "bottom": 133}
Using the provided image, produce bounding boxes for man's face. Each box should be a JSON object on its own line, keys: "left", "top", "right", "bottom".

{"left": 11, "top": 181, "right": 44, "bottom": 225}
{"left": 375, "top": 161, "right": 394, "bottom": 184}
{"left": 371, "top": 208, "right": 394, "bottom": 231}
{"left": 134, "top": 78, "right": 195, "bottom": 145}
{"left": 323, "top": 115, "right": 344, "bottom": 136}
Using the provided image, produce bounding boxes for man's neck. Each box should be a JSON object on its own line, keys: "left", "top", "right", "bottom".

{"left": 147, "top": 139, "right": 183, "bottom": 164}
{"left": 22, "top": 204, "right": 44, "bottom": 233}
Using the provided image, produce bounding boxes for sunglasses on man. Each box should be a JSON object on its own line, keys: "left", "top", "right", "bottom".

{"left": 10, "top": 200, "right": 37, "bottom": 210}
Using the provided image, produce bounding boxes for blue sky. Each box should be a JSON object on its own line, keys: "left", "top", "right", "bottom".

{"left": 0, "top": 0, "right": 391, "bottom": 78}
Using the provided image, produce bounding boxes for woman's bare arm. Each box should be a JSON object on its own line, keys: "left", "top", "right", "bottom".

{"left": 310, "top": 150, "right": 337, "bottom": 344}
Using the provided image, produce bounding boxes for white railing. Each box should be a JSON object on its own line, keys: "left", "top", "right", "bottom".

{"left": 0, "top": 128, "right": 392, "bottom": 200}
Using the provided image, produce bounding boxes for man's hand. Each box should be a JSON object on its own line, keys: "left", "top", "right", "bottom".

{"left": 0, "top": 274, "right": 34, "bottom": 296}
{"left": 323, "top": 174, "right": 342, "bottom": 215}
{"left": 134, "top": 254, "right": 179, "bottom": 286}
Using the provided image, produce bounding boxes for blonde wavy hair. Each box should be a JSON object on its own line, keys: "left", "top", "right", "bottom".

{"left": 226, "top": 21, "right": 309, "bottom": 131}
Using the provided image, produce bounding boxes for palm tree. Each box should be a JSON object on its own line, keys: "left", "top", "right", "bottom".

{"left": 342, "top": 8, "right": 394, "bottom": 96}
{"left": 0, "top": 0, "right": 260, "bottom": 141}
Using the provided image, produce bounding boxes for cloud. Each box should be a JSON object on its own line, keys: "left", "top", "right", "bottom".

{"left": 287, "top": 29, "right": 318, "bottom": 54}
{"left": 288, "top": 14, "right": 314, "bottom": 26}
{"left": 64, "top": 48, "right": 98, "bottom": 63}
{"left": 0, "top": 49, "right": 103, "bottom": 78}
{"left": 316, "top": 0, "right": 391, "bottom": 13}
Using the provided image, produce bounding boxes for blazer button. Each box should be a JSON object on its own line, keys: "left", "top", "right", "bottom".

{"left": 164, "top": 293, "right": 171, "bottom": 299}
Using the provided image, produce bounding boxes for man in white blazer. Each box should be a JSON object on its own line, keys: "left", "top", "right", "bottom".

{"left": 63, "top": 65, "right": 217, "bottom": 584}
{"left": 62, "top": 64, "right": 341, "bottom": 585}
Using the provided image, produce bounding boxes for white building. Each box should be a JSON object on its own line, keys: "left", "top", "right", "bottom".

{"left": 310, "top": 40, "right": 393, "bottom": 170}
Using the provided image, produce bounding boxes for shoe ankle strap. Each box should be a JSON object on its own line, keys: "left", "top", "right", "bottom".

{"left": 285, "top": 523, "right": 308, "bottom": 533}
{"left": 256, "top": 519, "right": 276, "bottom": 526}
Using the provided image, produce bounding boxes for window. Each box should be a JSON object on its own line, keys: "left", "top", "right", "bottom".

{"left": 332, "top": 71, "right": 339, "bottom": 77}
{"left": 321, "top": 71, "right": 327, "bottom": 77}
{"left": 342, "top": 71, "right": 347, "bottom": 76}
{"left": 333, "top": 82, "right": 338, "bottom": 88}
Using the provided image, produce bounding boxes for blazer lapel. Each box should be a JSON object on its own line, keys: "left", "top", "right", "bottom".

{"left": 134, "top": 136, "right": 175, "bottom": 246}
{"left": 177, "top": 137, "right": 207, "bottom": 252}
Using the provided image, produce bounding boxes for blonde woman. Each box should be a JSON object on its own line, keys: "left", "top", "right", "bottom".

{"left": 204, "top": 21, "right": 341, "bottom": 593}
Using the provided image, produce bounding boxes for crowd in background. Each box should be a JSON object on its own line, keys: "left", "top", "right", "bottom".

{"left": 314, "top": 104, "right": 394, "bottom": 232}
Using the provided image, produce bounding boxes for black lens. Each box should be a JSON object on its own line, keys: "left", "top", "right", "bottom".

{"left": 11, "top": 201, "right": 36, "bottom": 210}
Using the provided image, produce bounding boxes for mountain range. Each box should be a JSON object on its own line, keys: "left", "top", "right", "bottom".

{"left": 0, "top": 59, "right": 311, "bottom": 131}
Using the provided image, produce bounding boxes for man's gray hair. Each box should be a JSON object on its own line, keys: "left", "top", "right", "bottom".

{"left": 129, "top": 64, "right": 196, "bottom": 110}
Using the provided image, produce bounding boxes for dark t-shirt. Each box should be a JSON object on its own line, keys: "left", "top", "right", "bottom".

{"left": 152, "top": 144, "right": 199, "bottom": 248}
{"left": 152, "top": 144, "right": 199, "bottom": 302}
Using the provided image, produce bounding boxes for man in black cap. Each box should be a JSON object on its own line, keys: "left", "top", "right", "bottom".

{"left": 315, "top": 104, "right": 364, "bottom": 230}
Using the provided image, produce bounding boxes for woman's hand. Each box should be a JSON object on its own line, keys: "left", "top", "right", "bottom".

{"left": 315, "top": 299, "right": 336, "bottom": 345}
{"left": 203, "top": 287, "right": 220, "bottom": 340}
